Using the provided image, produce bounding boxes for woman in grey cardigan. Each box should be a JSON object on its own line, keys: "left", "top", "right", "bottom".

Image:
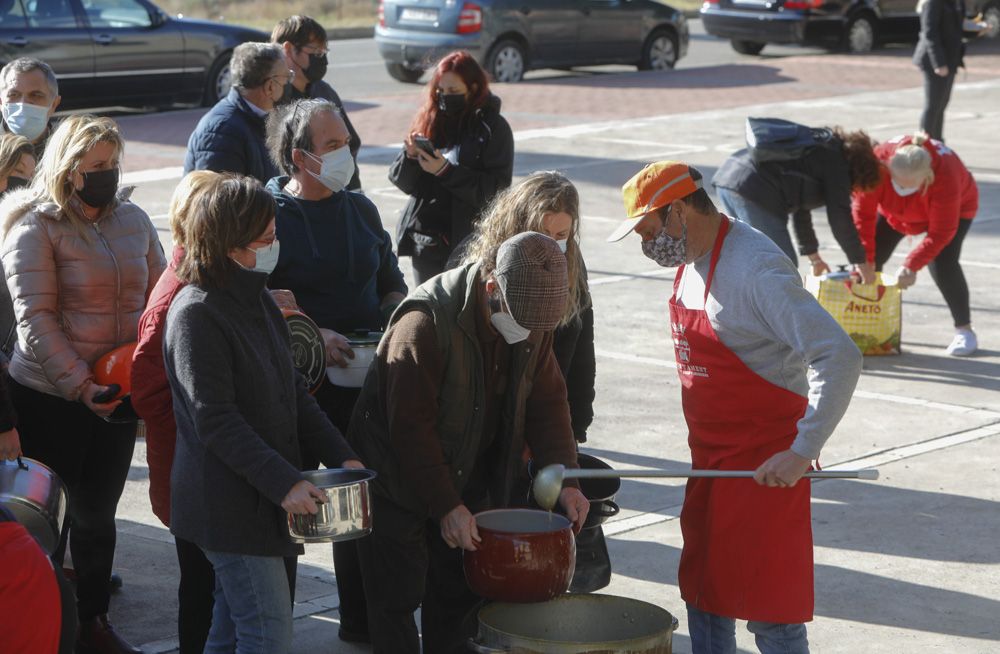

{"left": 163, "top": 175, "right": 362, "bottom": 654}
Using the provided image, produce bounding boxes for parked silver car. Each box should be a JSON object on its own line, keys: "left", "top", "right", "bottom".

{"left": 375, "top": 0, "right": 689, "bottom": 83}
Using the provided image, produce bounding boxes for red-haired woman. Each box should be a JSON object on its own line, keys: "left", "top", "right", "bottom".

{"left": 389, "top": 51, "right": 514, "bottom": 284}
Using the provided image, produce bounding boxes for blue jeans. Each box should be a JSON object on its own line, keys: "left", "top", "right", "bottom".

{"left": 715, "top": 187, "right": 797, "bottom": 264}
{"left": 202, "top": 550, "right": 292, "bottom": 654}
{"left": 687, "top": 604, "right": 809, "bottom": 654}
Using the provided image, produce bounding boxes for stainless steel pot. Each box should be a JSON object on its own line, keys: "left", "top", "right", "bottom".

{"left": 287, "top": 468, "right": 376, "bottom": 544}
{"left": 0, "top": 457, "right": 67, "bottom": 554}
{"left": 468, "top": 593, "right": 678, "bottom": 653}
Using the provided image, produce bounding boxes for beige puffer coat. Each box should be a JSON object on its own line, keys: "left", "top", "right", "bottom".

{"left": 0, "top": 188, "right": 166, "bottom": 401}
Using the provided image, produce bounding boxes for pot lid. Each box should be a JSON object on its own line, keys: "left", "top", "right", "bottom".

{"left": 347, "top": 330, "right": 384, "bottom": 346}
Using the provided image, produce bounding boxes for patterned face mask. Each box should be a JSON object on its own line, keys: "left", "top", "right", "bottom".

{"left": 642, "top": 221, "right": 687, "bottom": 268}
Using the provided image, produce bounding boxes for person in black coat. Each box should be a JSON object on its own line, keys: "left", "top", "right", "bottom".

{"left": 712, "top": 127, "right": 881, "bottom": 281}
{"left": 183, "top": 42, "right": 290, "bottom": 183}
{"left": 390, "top": 51, "right": 514, "bottom": 285}
{"left": 272, "top": 15, "right": 364, "bottom": 191}
{"left": 914, "top": 0, "right": 966, "bottom": 141}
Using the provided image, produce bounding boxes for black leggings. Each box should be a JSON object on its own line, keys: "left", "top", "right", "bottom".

{"left": 873, "top": 215, "right": 972, "bottom": 326}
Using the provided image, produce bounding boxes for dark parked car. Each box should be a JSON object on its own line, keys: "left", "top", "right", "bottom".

{"left": 701, "top": 0, "right": 922, "bottom": 54}
{"left": 375, "top": 0, "right": 689, "bottom": 83}
{"left": 0, "top": 0, "right": 268, "bottom": 109}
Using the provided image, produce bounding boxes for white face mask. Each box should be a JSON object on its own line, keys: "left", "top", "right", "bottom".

{"left": 246, "top": 240, "right": 280, "bottom": 275}
{"left": 555, "top": 238, "right": 568, "bottom": 254}
{"left": 490, "top": 311, "right": 531, "bottom": 344}
{"left": 2, "top": 102, "right": 50, "bottom": 141}
{"left": 891, "top": 178, "right": 920, "bottom": 197}
{"left": 304, "top": 146, "right": 354, "bottom": 193}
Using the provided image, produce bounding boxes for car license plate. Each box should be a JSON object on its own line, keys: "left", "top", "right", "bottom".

{"left": 400, "top": 7, "right": 438, "bottom": 22}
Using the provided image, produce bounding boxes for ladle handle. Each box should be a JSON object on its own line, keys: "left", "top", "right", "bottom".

{"left": 562, "top": 468, "right": 879, "bottom": 480}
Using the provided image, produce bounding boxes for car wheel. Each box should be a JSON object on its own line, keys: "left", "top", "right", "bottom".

{"left": 639, "top": 30, "right": 678, "bottom": 71}
{"left": 731, "top": 39, "right": 766, "bottom": 55}
{"left": 844, "top": 14, "right": 877, "bottom": 53}
{"left": 982, "top": 4, "right": 1000, "bottom": 38}
{"left": 487, "top": 40, "right": 526, "bottom": 83}
{"left": 202, "top": 52, "right": 233, "bottom": 107}
{"left": 385, "top": 62, "right": 424, "bottom": 84}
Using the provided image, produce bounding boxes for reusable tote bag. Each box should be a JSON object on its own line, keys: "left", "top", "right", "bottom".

{"left": 806, "top": 272, "right": 902, "bottom": 355}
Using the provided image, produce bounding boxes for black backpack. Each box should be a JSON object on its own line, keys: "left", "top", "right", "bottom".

{"left": 745, "top": 117, "right": 834, "bottom": 164}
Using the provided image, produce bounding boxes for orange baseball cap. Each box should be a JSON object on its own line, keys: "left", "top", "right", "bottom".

{"left": 608, "top": 161, "right": 703, "bottom": 242}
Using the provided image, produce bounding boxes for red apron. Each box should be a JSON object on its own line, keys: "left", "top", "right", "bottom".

{"left": 669, "top": 219, "right": 814, "bottom": 624}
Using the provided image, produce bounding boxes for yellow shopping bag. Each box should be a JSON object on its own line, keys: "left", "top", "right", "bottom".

{"left": 806, "top": 272, "right": 901, "bottom": 356}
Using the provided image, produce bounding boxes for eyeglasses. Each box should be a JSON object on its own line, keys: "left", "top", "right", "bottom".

{"left": 270, "top": 69, "right": 296, "bottom": 83}
{"left": 300, "top": 45, "right": 329, "bottom": 57}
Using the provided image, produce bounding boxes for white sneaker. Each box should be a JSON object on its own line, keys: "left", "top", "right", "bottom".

{"left": 946, "top": 329, "right": 978, "bottom": 357}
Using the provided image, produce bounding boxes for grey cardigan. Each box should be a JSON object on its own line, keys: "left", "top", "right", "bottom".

{"left": 164, "top": 266, "right": 356, "bottom": 557}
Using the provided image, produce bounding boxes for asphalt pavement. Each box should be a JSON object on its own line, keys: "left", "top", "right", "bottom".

{"left": 73, "top": 25, "right": 1000, "bottom": 654}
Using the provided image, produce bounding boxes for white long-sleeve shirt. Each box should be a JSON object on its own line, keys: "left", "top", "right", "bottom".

{"left": 676, "top": 219, "right": 862, "bottom": 460}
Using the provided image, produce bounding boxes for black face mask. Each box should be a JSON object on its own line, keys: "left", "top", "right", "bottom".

{"left": 304, "top": 52, "right": 328, "bottom": 84}
{"left": 438, "top": 93, "right": 466, "bottom": 116}
{"left": 77, "top": 168, "right": 120, "bottom": 209}
{"left": 4, "top": 176, "right": 28, "bottom": 193}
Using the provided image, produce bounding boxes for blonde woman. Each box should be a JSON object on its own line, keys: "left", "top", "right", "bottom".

{"left": 460, "top": 171, "right": 595, "bottom": 442}
{"left": 852, "top": 133, "right": 978, "bottom": 355}
{"left": 0, "top": 114, "right": 166, "bottom": 654}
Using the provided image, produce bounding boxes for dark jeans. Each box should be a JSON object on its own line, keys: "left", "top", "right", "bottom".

{"left": 357, "top": 494, "right": 483, "bottom": 654}
{"left": 920, "top": 67, "right": 956, "bottom": 142}
{"left": 313, "top": 382, "right": 368, "bottom": 634}
{"left": 9, "top": 379, "right": 137, "bottom": 621}
{"left": 874, "top": 214, "right": 973, "bottom": 326}
{"left": 175, "top": 537, "right": 214, "bottom": 654}
{"left": 410, "top": 251, "right": 450, "bottom": 286}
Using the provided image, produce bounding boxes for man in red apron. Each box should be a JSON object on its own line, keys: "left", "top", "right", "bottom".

{"left": 608, "top": 161, "right": 863, "bottom": 654}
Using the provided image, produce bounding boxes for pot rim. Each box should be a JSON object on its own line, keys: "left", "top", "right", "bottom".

{"left": 300, "top": 468, "right": 377, "bottom": 489}
{"left": 474, "top": 508, "right": 572, "bottom": 534}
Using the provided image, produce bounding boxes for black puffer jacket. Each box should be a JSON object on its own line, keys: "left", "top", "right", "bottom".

{"left": 712, "top": 143, "right": 866, "bottom": 263}
{"left": 389, "top": 95, "right": 514, "bottom": 262}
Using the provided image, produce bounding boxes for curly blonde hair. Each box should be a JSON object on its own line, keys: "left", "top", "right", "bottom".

{"left": 463, "top": 171, "right": 586, "bottom": 325}
{"left": 889, "top": 133, "right": 935, "bottom": 193}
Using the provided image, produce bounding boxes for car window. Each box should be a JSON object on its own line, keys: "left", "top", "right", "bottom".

{"left": 80, "top": 0, "right": 151, "bottom": 28}
{"left": 23, "top": 0, "right": 78, "bottom": 27}
{"left": 0, "top": 0, "right": 29, "bottom": 28}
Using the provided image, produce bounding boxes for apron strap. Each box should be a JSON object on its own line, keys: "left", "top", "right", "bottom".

{"left": 703, "top": 217, "right": 731, "bottom": 302}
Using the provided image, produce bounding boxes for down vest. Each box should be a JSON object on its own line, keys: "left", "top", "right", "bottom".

{"left": 0, "top": 188, "right": 166, "bottom": 400}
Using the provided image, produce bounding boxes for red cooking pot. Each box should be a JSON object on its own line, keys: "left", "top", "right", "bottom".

{"left": 464, "top": 508, "right": 576, "bottom": 603}
{"left": 93, "top": 342, "right": 139, "bottom": 423}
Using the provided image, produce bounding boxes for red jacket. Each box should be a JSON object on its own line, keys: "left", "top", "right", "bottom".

{"left": 852, "top": 136, "right": 978, "bottom": 271}
{"left": 131, "top": 247, "right": 186, "bottom": 527}
{"left": 0, "top": 520, "right": 61, "bottom": 653}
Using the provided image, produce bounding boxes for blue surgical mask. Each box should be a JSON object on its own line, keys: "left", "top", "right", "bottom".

{"left": 246, "top": 240, "right": 280, "bottom": 275}
{"left": 891, "top": 179, "right": 920, "bottom": 197}
{"left": 2, "top": 102, "right": 50, "bottom": 141}
{"left": 556, "top": 238, "right": 568, "bottom": 254}
{"left": 304, "top": 146, "right": 354, "bottom": 193}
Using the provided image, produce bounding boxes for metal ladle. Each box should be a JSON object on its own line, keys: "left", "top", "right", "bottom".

{"left": 532, "top": 464, "right": 880, "bottom": 511}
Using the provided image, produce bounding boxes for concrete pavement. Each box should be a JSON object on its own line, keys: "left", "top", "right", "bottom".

{"left": 94, "top": 40, "right": 1000, "bottom": 654}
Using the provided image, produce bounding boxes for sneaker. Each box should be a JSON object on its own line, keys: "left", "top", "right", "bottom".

{"left": 946, "top": 329, "right": 977, "bottom": 357}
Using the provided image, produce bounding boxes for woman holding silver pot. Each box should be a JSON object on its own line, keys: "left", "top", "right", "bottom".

{"left": 0, "top": 114, "right": 166, "bottom": 654}
{"left": 264, "top": 98, "right": 407, "bottom": 643}
{"left": 163, "top": 174, "right": 362, "bottom": 654}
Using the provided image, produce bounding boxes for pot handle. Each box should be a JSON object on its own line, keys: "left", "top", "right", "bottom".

{"left": 16, "top": 456, "right": 27, "bottom": 471}
{"left": 672, "top": 614, "right": 680, "bottom": 632}
{"left": 595, "top": 500, "right": 620, "bottom": 518}
{"left": 466, "top": 638, "right": 508, "bottom": 653}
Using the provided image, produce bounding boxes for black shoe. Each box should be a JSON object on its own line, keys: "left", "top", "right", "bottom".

{"left": 76, "top": 615, "right": 143, "bottom": 654}
{"left": 109, "top": 573, "right": 123, "bottom": 593}
{"left": 338, "top": 625, "right": 371, "bottom": 644}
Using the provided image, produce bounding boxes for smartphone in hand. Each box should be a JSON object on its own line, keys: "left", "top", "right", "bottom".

{"left": 413, "top": 136, "right": 436, "bottom": 156}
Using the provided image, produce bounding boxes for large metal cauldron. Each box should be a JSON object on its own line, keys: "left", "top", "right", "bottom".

{"left": 0, "top": 457, "right": 67, "bottom": 553}
{"left": 287, "top": 468, "right": 375, "bottom": 544}
{"left": 468, "top": 593, "right": 678, "bottom": 653}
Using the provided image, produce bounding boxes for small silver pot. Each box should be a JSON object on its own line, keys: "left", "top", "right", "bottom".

{"left": 0, "top": 457, "right": 67, "bottom": 554}
{"left": 287, "top": 468, "right": 376, "bottom": 544}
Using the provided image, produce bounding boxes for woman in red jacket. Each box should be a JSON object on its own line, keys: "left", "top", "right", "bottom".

{"left": 852, "top": 133, "right": 978, "bottom": 356}
{"left": 130, "top": 170, "right": 222, "bottom": 654}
